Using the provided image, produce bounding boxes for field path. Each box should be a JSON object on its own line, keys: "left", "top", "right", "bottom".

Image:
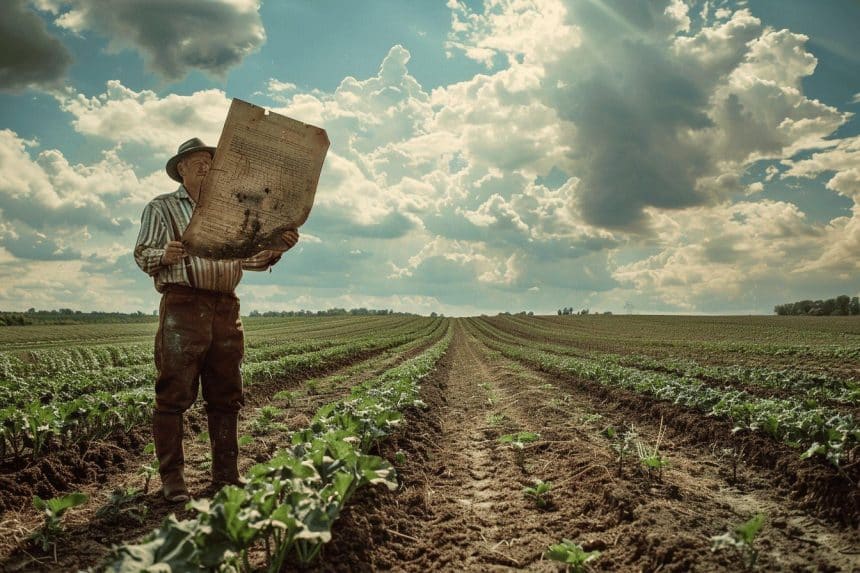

{"left": 314, "top": 320, "right": 860, "bottom": 572}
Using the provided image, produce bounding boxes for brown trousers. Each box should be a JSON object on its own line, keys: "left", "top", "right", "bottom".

{"left": 154, "top": 286, "right": 245, "bottom": 415}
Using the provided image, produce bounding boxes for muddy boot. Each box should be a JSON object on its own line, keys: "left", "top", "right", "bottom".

{"left": 153, "top": 412, "right": 189, "bottom": 502}
{"left": 208, "top": 411, "right": 246, "bottom": 487}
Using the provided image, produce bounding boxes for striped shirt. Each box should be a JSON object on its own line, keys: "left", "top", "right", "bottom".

{"left": 134, "top": 185, "right": 282, "bottom": 293}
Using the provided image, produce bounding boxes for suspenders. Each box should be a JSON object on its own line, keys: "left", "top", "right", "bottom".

{"left": 160, "top": 202, "right": 197, "bottom": 289}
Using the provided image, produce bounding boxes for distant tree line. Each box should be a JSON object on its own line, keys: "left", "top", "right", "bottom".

{"left": 0, "top": 308, "right": 157, "bottom": 326}
{"left": 248, "top": 308, "right": 416, "bottom": 317}
{"left": 774, "top": 295, "right": 860, "bottom": 316}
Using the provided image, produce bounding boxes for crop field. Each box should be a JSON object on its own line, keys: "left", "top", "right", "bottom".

{"left": 0, "top": 315, "right": 858, "bottom": 571}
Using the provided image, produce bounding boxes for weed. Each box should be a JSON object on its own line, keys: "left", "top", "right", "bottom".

{"left": 251, "top": 406, "right": 289, "bottom": 435}
{"left": 545, "top": 538, "right": 601, "bottom": 572}
{"left": 523, "top": 479, "right": 553, "bottom": 509}
{"left": 711, "top": 513, "right": 766, "bottom": 570}
{"left": 138, "top": 442, "right": 159, "bottom": 494}
{"left": 30, "top": 492, "right": 88, "bottom": 554}
{"left": 635, "top": 418, "right": 669, "bottom": 479}
{"left": 273, "top": 389, "right": 296, "bottom": 405}
{"left": 486, "top": 412, "right": 507, "bottom": 426}
{"left": 605, "top": 424, "right": 637, "bottom": 476}
{"left": 96, "top": 487, "right": 148, "bottom": 525}
{"left": 499, "top": 431, "right": 540, "bottom": 468}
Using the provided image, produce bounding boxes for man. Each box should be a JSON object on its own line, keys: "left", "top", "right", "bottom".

{"left": 134, "top": 137, "right": 299, "bottom": 502}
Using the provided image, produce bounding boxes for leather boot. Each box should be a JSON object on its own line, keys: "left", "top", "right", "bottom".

{"left": 208, "top": 411, "right": 246, "bottom": 486}
{"left": 153, "top": 412, "right": 189, "bottom": 502}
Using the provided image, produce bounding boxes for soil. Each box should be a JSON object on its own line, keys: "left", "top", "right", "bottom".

{"left": 311, "top": 322, "right": 859, "bottom": 572}
{"left": 1, "top": 319, "right": 858, "bottom": 572}
{"left": 0, "top": 329, "right": 441, "bottom": 572}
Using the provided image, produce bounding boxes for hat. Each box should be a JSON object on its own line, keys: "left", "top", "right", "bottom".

{"left": 165, "top": 137, "right": 216, "bottom": 182}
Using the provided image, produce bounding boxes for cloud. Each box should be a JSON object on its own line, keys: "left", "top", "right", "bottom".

{"left": 55, "top": 81, "right": 230, "bottom": 156}
{"left": 0, "top": 128, "right": 178, "bottom": 270}
{"left": 780, "top": 135, "right": 860, "bottom": 273}
{"left": 0, "top": 0, "right": 72, "bottom": 92}
{"left": 47, "top": 0, "right": 265, "bottom": 80}
{"left": 446, "top": 1, "right": 850, "bottom": 234}
{"left": 611, "top": 200, "right": 838, "bottom": 309}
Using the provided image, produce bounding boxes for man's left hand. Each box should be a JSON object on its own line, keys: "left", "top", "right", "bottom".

{"left": 273, "top": 229, "right": 299, "bottom": 252}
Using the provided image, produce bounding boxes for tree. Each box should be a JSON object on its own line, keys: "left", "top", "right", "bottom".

{"left": 850, "top": 297, "right": 860, "bottom": 315}
{"left": 835, "top": 295, "right": 850, "bottom": 315}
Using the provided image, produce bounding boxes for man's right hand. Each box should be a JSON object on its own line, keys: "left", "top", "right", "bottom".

{"left": 161, "top": 241, "right": 186, "bottom": 265}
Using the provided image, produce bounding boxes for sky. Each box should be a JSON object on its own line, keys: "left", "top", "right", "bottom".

{"left": 0, "top": 0, "right": 858, "bottom": 316}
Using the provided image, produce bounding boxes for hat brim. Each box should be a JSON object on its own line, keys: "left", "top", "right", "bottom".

{"left": 166, "top": 146, "right": 216, "bottom": 182}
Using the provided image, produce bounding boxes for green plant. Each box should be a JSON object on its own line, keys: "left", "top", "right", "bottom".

{"left": 273, "top": 389, "right": 297, "bottom": 405}
{"left": 499, "top": 431, "right": 540, "bottom": 468}
{"left": 394, "top": 450, "right": 407, "bottom": 464}
{"left": 252, "top": 406, "right": 289, "bottom": 435}
{"left": 711, "top": 513, "right": 766, "bottom": 570}
{"left": 96, "top": 487, "right": 148, "bottom": 524}
{"left": 523, "top": 479, "right": 553, "bottom": 508}
{"left": 605, "top": 424, "right": 637, "bottom": 476}
{"left": 238, "top": 434, "right": 254, "bottom": 447}
{"left": 196, "top": 430, "right": 210, "bottom": 443}
{"left": 486, "top": 412, "right": 506, "bottom": 426}
{"left": 30, "top": 492, "right": 88, "bottom": 554}
{"left": 635, "top": 419, "right": 669, "bottom": 479}
{"left": 718, "top": 445, "right": 745, "bottom": 483}
{"left": 138, "top": 442, "right": 159, "bottom": 494}
{"left": 545, "top": 539, "right": 600, "bottom": 572}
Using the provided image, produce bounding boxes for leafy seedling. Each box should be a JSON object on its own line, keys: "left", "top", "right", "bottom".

{"left": 273, "top": 389, "right": 296, "bottom": 405}
{"left": 635, "top": 418, "right": 669, "bottom": 479}
{"left": 238, "top": 434, "right": 254, "bottom": 447}
{"left": 711, "top": 513, "right": 766, "bottom": 570}
{"left": 394, "top": 450, "right": 407, "bottom": 464}
{"left": 606, "top": 424, "right": 637, "bottom": 476}
{"left": 523, "top": 479, "right": 553, "bottom": 509}
{"left": 96, "top": 486, "right": 148, "bottom": 525}
{"left": 196, "top": 430, "right": 210, "bottom": 444}
{"left": 30, "top": 492, "right": 88, "bottom": 555}
{"left": 719, "top": 445, "right": 746, "bottom": 483}
{"left": 252, "top": 405, "right": 289, "bottom": 435}
{"left": 499, "top": 431, "right": 540, "bottom": 469}
{"left": 138, "top": 442, "right": 159, "bottom": 494}
{"left": 545, "top": 538, "right": 601, "bottom": 572}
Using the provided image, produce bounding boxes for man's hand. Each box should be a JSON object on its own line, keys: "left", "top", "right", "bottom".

{"left": 272, "top": 229, "right": 299, "bottom": 253}
{"left": 161, "top": 241, "right": 186, "bottom": 265}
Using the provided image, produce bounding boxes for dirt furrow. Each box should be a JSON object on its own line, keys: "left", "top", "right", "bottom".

{"left": 313, "top": 320, "right": 859, "bottom": 572}
{"left": 0, "top": 329, "right": 444, "bottom": 572}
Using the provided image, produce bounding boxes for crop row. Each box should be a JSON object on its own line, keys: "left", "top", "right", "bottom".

{"left": 480, "top": 318, "right": 858, "bottom": 404}
{"left": 469, "top": 319, "right": 859, "bottom": 468}
{"left": 0, "top": 319, "right": 444, "bottom": 463}
{"left": 0, "top": 318, "right": 434, "bottom": 410}
{"left": 103, "top": 324, "right": 453, "bottom": 571}
{"left": 512, "top": 316, "right": 860, "bottom": 362}
{"left": 0, "top": 317, "right": 420, "bottom": 380}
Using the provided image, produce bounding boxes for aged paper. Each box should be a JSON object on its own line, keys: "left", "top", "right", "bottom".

{"left": 183, "top": 98, "right": 329, "bottom": 259}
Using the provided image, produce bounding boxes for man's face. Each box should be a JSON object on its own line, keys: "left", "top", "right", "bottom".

{"left": 178, "top": 151, "right": 212, "bottom": 192}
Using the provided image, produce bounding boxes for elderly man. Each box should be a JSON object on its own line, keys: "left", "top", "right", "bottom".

{"left": 134, "top": 137, "right": 299, "bottom": 502}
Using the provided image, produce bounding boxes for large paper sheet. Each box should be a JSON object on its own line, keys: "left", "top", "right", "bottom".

{"left": 183, "top": 98, "right": 329, "bottom": 259}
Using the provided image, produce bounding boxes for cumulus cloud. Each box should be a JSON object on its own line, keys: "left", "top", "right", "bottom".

{"left": 44, "top": 0, "right": 265, "bottom": 80}
{"left": 0, "top": 0, "right": 72, "bottom": 91}
{"left": 612, "top": 200, "right": 830, "bottom": 309}
{"left": 55, "top": 81, "right": 229, "bottom": 156}
{"left": 0, "top": 128, "right": 177, "bottom": 271}
{"left": 447, "top": 1, "right": 850, "bottom": 233}
{"left": 781, "top": 135, "right": 860, "bottom": 273}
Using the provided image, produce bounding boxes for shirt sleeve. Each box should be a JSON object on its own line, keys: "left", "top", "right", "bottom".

{"left": 241, "top": 250, "right": 283, "bottom": 271}
{"left": 133, "top": 202, "right": 169, "bottom": 276}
